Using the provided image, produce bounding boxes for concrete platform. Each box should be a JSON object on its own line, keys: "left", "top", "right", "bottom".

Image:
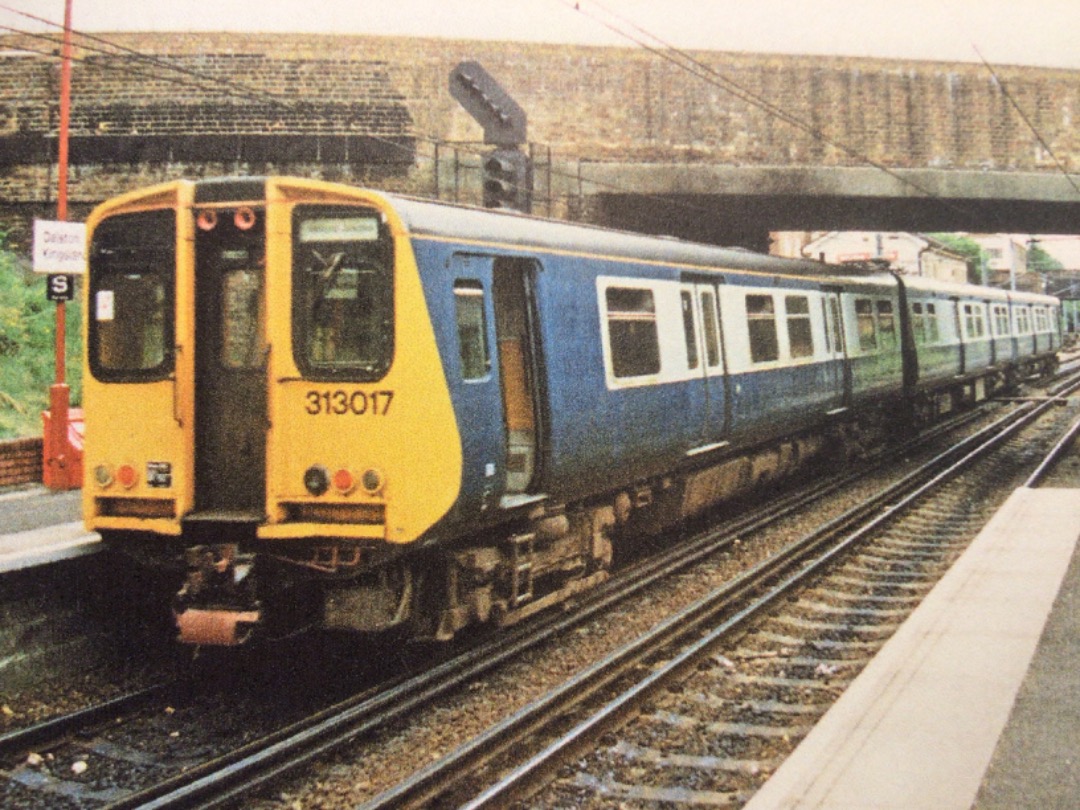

{"left": 0, "top": 486, "right": 98, "bottom": 573}
{"left": 745, "top": 486, "right": 1080, "bottom": 810}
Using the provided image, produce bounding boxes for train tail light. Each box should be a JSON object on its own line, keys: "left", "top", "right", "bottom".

{"left": 116, "top": 463, "right": 138, "bottom": 489}
{"left": 332, "top": 468, "right": 357, "bottom": 495}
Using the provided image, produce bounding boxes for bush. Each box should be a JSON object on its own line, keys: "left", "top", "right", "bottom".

{"left": 0, "top": 235, "right": 82, "bottom": 439}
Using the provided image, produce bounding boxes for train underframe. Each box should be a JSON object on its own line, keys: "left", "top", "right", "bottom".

{"left": 146, "top": 354, "right": 1059, "bottom": 646}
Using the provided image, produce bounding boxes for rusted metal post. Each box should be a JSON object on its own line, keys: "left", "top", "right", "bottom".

{"left": 44, "top": 0, "right": 75, "bottom": 490}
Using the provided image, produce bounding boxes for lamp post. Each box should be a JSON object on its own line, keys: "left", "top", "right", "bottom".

{"left": 44, "top": 0, "right": 75, "bottom": 490}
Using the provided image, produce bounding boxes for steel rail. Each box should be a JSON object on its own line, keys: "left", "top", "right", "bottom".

{"left": 375, "top": 385, "right": 1078, "bottom": 810}
{"left": 98, "top": 390, "right": 1060, "bottom": 810}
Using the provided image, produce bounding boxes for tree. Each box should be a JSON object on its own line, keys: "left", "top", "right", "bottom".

{"left": 929, "top": 233, "right": 987, "bottom": 285}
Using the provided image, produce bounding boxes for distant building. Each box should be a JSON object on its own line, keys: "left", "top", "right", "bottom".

{"left": 967, "top": 234, "right": 1033, "bottom": 290}
{"left": 797, "top": 232, "right": 969, "bottom": 283}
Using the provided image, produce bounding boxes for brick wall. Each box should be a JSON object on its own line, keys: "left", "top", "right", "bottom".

{"left": 0, "top": 437, "right": 42, "bottom": 487}
{"left": 0, "top": 31, "right": 1078, "bottom": 227}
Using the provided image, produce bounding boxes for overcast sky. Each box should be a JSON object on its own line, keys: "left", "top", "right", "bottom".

{"left": 5, "top": 0, "right": 1080, "bottom": 69}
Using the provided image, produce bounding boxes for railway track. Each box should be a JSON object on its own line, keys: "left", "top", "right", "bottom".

{"left": 1, "top": 379, "right": 1075, "bottom": 809}
{"left": 356, "top": 375, "right": 1080, "bottom": 810}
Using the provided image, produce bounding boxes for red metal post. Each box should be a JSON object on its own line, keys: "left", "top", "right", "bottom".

{"left": 44, "top": 0, "right": 75, "bottom": 490}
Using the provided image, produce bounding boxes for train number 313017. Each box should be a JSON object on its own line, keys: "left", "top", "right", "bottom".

{"left": 305, "top": 389, "right": 394, "bottom": 416}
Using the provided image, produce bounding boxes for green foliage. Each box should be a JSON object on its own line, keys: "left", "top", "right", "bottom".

{"left": 930, "top": 233, "right": 986, "bottom": 284}
{"left": 1027, "top": 243, "right": 1063, "bottom": 274}
{"left": 0, "top": 234, "right": 82, "bottom": 439}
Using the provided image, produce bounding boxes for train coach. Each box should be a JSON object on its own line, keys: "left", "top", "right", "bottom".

{"left": 81, "top": 176, "right": 1060, "bottom": 645}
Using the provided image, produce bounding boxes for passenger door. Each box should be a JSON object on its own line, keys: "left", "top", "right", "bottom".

{"left": 451, "top": 254, "right": 544, "bottom": 510}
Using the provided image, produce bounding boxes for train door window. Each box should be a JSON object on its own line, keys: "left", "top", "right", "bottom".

{"left": 221, "top": 268, "right": 265, "bottom": 369}
{"left": 926, "top": 303, "right": 940, "bottom": 343}
{"left": 911, "top": 302, "right": 926, "bottom": 345}
{"left": 785, "top": 295, "right": 813, "bottom": 358}
{"left": 454, "top": 282, "right": 491, "bottom": 380}
{"left": 88, "top": 209, "right": 175, "bottom": 381}
{"left": 605, "top": 286, "right": 661, "bottom": 378}
{"left": 826, "top": 296, "right": 842, "bottom": 355}
{"left": 876, "top": 300, "right": 896, "bottom": 350}
{"left": 855, "top": 298, "right": 877, "bottom": 352}
{"left": 292, "top": 206, "right": 394, "bottom": 380}
{"left": 746, "top": 294, "right": 779, "bottom": 363}
{"left": 700, "top": 289, "right": 721, "bottom": 368}
{"left": 681, "top": 290, "right": 700, "bottom": 370}
{"left": 1035, "top": 307, "right": 1048, "bottom": 333}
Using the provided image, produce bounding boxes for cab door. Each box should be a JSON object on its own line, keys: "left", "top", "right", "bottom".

{"left": 192, "top": 207, "right": 268, "bottom": 517}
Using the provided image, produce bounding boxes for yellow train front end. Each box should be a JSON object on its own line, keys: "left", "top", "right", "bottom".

{"left": 82, "top": 177, "right": 462, "bottom": 645}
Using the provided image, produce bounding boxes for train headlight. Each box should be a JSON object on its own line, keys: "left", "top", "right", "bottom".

{"left": 332, "top": 468, "right": 357, "bottom": 495}
{"left": 196, "top": 209, "right": 218, "bottom": 231}
{"left": 116, "top": 463, "right": 138, "bottom": 489}
{"left": 361, "top": 468, "right": 385, "bottom": 495}
{"left": 93, "top": 464, "right": 114, "bottom": 488}
{"left": 234, "top": 206, "right": 257, "bottom": 231}
{"left": 303, "top": 465, "right": 330, "bottom": 496}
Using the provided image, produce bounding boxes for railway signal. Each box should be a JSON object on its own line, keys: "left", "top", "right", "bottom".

{"left": 483, "top": 148, "right": 531, "bottom": 212}
{"left": 449, "top": 61, "right": 533, "bottom": 213}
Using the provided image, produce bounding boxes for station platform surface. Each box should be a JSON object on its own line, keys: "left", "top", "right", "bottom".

{"left": 0, "top": 485, "right": 97, "bottom": 573}
{"left": 745, "top": 485, "right": 1080, "bottom": 810}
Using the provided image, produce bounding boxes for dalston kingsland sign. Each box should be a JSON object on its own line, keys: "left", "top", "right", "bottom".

{"left": 33, "top": 219, "right": 86, "bottom": 275}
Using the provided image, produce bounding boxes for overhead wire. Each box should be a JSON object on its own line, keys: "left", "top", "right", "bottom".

{"left": 560, "top": 0, "right": 988, "bottom": 218}
{"left": 0, "top": 7, "right": 726, "bottom": 222}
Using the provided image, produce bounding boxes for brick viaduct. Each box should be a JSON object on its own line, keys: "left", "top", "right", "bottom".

{"left": 2, "top": 31, "right": 1080, "bottom": 250}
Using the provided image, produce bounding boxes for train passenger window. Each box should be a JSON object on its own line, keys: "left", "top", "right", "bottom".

{"left": 855, "top": 299, "right": 877, "bottom": 352}
{"left": 605, "top": 287, "right": 661, "bottom": 377}
{"left": 454, "top": 282, "right": 490, "bottom": 380}
{"left": 991, "top": 305, "right": 1005, "bottom": 336}
{"left": 88, "top": 209, "right": 175, "bottom": 381}
{"left": 292, "top": 206, "right": 394, "bottom": 381}
{"left": 681, "top": 291, "right": 699, "bottom": 370}
{"left": 876, "top": 300, "right": 896, "bottom": 349}
{"left": 785, "top": 295, "right": 813, "bottom": 358}
{"left": 746, "top": 294, "right": 779, "bottom": 363}
{"left": 700, "top": 290, "right": 721, "bottom": 368}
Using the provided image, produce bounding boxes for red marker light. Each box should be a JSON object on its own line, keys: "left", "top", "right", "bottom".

{"left": 116, "top": 464, "right": 138, "bottom": 489}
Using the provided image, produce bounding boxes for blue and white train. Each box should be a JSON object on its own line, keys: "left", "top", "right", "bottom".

{"left": 80, "top": 177, "right": 1061, "bottom": 644}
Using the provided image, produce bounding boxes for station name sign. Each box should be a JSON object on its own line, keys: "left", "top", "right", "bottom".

{"left": 33, "top": 219, "right": 86, "bottom": 274}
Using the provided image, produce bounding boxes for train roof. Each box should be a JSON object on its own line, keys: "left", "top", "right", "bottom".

{"left": 382, "top": 192, "right": 834, "bottom": 278}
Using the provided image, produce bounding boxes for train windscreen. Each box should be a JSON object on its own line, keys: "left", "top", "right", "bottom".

{"left": 291, "top": 206, "right": 394, "bottom": 381}
{"left": 87, "top": 209, "right": 176, "bottom": 382}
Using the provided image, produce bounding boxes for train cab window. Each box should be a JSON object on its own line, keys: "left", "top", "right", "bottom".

{"left": 681, "top": 291, "right": 699, "bottom": 370}
{"left": 88, "top": 209, "right": 175, "bottom": 381}
{"left": 855, "top": 299, "right": 877, "bottom": 352}
{"left": 292, "top": 206, "right": 394, "bottom": 381}
{"left": 746, "top": 294, "right": 779, "bottom": 363}
{"left": 785, "top": 295, "right": 813, "bottom": 358}
{"left": 605, "top": 287, "right": 661, "bottom": 378}
{"left": 454, "top": 282, "right": 490, "bottom": 380}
